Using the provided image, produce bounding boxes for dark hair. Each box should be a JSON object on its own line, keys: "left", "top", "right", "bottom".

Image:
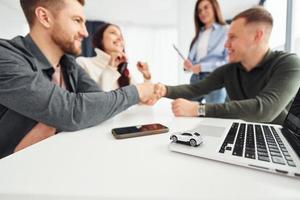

{"left": 232, "top": 6, "right": 273, "bottom": 27}
{"left": 190, "top": 0, "right": 226, "bottom": 50}
{"left": 92, "top": 23, "right": 130, "bottom": 87}
{"left": 20, "top": 0, "right": 85, "bottom": 27}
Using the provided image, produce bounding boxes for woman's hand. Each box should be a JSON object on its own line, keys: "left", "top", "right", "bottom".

{"left": 109, "top": 51, "right": 127, "bottom": 68}
{"left": 184, "top": 59, "right": 193, "bottom": 71}
{"left": 137, "top": 61, "right": 151, "bottom": 80}
{"left": 191, "top": 64, "right": 201, "bottom": 74}
{"left": 183, "top": 59, "right": 201, "bottom": 74}
{"left": 184, "top": 60, "right": 201, "bottom": 74}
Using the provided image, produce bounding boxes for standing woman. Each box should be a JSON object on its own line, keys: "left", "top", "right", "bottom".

{"left": 184, "top": 0, "right": 228, "bottom": 103}
{"left": 76, "top": 23, "right": 151, "bottom": 91}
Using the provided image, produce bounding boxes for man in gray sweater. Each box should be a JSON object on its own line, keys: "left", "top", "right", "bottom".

{"left": 0, "top": 0, "right": 156, "bottom": 158}
{"left": 155, "top": 7, "right": 300, "bottom": 125}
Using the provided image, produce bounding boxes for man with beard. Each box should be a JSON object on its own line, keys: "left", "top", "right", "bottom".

{"left": 154, "top": 7, "right": 300, "bottom": 125}
{"left": 0, "top": 0, "right": 156, "bottom": 158}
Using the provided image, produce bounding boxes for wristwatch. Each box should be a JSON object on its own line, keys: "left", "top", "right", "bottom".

{"left": 197, "top": 103, "right": 206, "bottom": 117}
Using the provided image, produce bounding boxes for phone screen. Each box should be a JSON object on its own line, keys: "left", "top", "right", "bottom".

{"left": 112, "top": 123, "right": 169, "bottom": 139}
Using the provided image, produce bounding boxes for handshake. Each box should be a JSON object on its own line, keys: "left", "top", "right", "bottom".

{"left": 136, "top": 83, "right": 200, "bottom": 117}
{"left": 136, "top": 83, "right": 167, "bottom": 105}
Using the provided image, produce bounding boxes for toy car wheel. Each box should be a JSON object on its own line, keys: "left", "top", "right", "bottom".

{"left": 171, "top": 135, "right": 178, "bottom": 143}
{"left": 190, "top": 139, "right": 197, "bottom": 147}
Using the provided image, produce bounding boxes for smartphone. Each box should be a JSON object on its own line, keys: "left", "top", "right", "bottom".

{"left": 118, "top": 62, "right": 128, "bottom": 74}
{"left": 112, "top": 123, "right": 169, "bottom": 139}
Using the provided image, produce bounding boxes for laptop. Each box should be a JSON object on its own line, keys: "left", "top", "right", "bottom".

{"left": 169, "top": 88, "right": 300, "bottom": 178}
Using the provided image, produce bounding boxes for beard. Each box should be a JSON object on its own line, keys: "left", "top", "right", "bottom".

{"left": 51, "top": 25, "right": 82, "bottom": 56}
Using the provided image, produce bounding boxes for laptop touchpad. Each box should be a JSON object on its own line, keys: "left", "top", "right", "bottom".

{"left": 190, "top": 125, "right": 225, "bottom": 138}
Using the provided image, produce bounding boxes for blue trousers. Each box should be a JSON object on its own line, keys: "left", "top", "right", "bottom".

{"left": 190, "top": 73, "right": 227, "bottom": 103}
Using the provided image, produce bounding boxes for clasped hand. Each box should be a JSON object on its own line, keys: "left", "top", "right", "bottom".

{"left": 136, "top": 83, "right": 199, "bottom": 117}
{"left": 136, "top": 83, "right": 166, "bottom": 105}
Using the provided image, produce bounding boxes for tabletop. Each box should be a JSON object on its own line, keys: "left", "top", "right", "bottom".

{"left": 0, "top": 99, "right": 299, "bottom": 200}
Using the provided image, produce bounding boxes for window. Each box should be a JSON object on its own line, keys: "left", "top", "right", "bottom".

{"left": 264, "top": 0, "right": 287, "bottom": 50}
{"left": 292, "top": 0, "right": 300, "bottom": 56}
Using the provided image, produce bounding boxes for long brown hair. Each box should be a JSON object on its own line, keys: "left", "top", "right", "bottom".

{"left": 92, "top": 23, "right": 130, "bottom": 87}
{"left": 190, "top": 0, "right": 226, "bottom": 50}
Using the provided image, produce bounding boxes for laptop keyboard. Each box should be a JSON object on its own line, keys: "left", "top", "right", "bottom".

{"left": 219, "top": 123, "right": 296, "bottom": 167}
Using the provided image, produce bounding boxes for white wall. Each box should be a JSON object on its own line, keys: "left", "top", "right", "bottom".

{"left": 220, "top": 0, "right": 260, "bottom": 19}
{"left": 85, "top": 0, "right": 177, "bottom": 26}
{"left": 0, "top": 0, "right": 27, "bottom": 39}
{"left": 293, "top": 0, "right": 300, "bottom": 44}
{"left": 177, "top": 0, "right": 196, "bottom": 84}
{"left": 265, "top": 0, "right": 287, "bottom": 50}
{"left": 292, "top": 0, "right": 300, "bottom": 56}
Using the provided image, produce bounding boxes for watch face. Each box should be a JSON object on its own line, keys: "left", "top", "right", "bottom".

{"left": 198, "top": 104, "right": 205, "bottom": 117}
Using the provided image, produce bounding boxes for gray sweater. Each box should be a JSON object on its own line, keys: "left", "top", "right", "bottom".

{"left": 166, "top": 50, "right": 300, "bottom": 124}
{"left": 0, "top": 35, "right": 139, "bottom": 158}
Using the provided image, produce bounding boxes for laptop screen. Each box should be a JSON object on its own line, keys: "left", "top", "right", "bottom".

{"left": 282, "top": 88, "right": 300, "bottom": 156}
{"left": 284, "top": 88, "right": 300, "bottom": 136}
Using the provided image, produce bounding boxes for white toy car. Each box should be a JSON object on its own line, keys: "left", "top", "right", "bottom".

{"left": 170, "top": 132, "right": 203, "bottom": 147}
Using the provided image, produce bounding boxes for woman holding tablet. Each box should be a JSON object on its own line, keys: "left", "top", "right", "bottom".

{"left": 184, "top": 0, "right": 228, "bottom": 103}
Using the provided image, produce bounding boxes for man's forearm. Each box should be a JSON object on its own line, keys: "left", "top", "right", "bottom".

{"left": 166, "top": 68, "right": 224, "bottom": 100}
{"left": 205, "top": 93, "right": 291, "bottom": 124}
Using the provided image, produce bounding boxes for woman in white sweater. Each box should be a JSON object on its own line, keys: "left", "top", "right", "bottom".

{"left": 76, "top": 22, "right": 151, "bottom": 91}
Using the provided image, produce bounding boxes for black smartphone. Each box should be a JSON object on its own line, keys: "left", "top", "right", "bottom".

{"left": 112, "top": 123, "right": 169, "bottom": 139}
{"left": 118, "top": 62, "right": 128, "bottom": 74}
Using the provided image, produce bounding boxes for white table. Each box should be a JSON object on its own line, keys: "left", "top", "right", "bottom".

{"left": 0, "top": 99, "right": 299, "bottom": 200}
